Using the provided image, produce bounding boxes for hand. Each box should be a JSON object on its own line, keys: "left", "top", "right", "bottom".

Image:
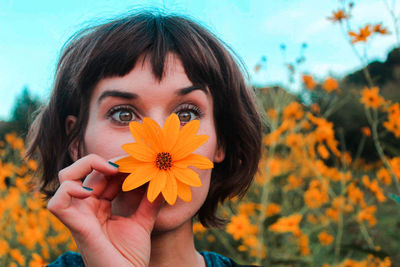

{"left": 47, "top": 154, "right": 163, "bottom": 267}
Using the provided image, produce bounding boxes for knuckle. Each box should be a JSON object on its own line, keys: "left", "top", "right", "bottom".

{"left": 88, "top": 153, "right": 102, "bottom": 162}
{"left": 58, "top": 169, "right": 66, "bottom": 182}
{"left": 47, "top": 196, "right": 59, "bottom": 213}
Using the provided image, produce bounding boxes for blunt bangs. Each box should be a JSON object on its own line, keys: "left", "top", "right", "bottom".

{"left": 76, "top": 12, "right": 225, "bottom": 96}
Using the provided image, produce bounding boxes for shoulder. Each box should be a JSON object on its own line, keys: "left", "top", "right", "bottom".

{"left": 200, "top": 251, "right": 260, "bottom": 267}
{"left": 46, "top": 251, "right": 85, "bottom": 267}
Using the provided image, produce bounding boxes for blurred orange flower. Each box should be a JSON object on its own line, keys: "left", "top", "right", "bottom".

{"left": 327, "top": 9, "right": 349, "bottom": 23}
{"left": 298, "top": 233, "right": 310, "bottom": 256}
{"left": 389, "top": 157, "right": 400, "bottom": 179}
{"left": 302, "top": 74, "right": 317, "bottom": 90}
{"left": 318, "top": 230, "right": 334, "bottom": 246}
{"left": 349, "top": 25, "right": 372, "bottom": 43}
{"left": 269, "top": 214, "right": 302, "bottom": 236}
{"left": 283, "top": 102, "right": 304, "bottom": 121}
{"left": 360, "top": 87, "right": 385, "bottom": 109}
{"left": 361, "top": 126, "right": 371, "bottom": 137}
{"left": 226, "top": 214, "right": 256, "bottom": 240}
{"left": 383, "top": 103, "right": 400, "bottom": 137}
{"left": 377, "top": 167, "right": 392, "bottom": 185}
{"left": 322, "top": 77, "right": 339, "bottom": 93}
{"left": 264, "top": 203, "right": 281, "bottom": 217}
{"left": 373, "top": 23, "right": 389, "bottom": 35}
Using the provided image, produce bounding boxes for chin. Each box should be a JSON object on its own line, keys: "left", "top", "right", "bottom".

{"left": 152, "top": 200, "right": 197, "bottom": 232}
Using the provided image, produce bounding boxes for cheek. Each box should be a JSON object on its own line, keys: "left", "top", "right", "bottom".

{"left": 195, "top": 124, "right": 219, "bottom": 160}
{"left": 84, "top": 123, "right": 130, "bottom": 159}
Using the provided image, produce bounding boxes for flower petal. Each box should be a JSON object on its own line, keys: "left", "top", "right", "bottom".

{"left": 177, "top": 180, "right": 191, "bottom": 202}
{"left": 129, "top": 121, "right": 147, "bottom": 143}
{"left": 162, "top": 113, "right": 180, "bottom": 151}
{"left": 172, "top": 167, "right": 202, "bottom": 187}
{"left": 143, "top": 117, "right": 164, "bottom": 151}
{"left": 172, "top": 135, "right": 209, "bottom": 161}
{"left": 122, "top": 164, "right": 157, "bottom": 191}
{"left": 147, "top": 171, "right": 167, "bottom": 202}
{"left": 180, "top": 119, "right": 200, "bottom": 138}
{"left": 122, "top": 143, "right": 155, "bottom": 162}
{"left": 115, "top": 156, "right": 143, "bottom": 173}
{"left": 162, "top": 172, "right": 178, "bottom": 205}
{"left": 174, "top": 154, "right": 214, "bottom": 170}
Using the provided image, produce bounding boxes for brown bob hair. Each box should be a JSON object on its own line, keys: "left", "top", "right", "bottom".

{"left": 27, "top": 11, "right": 262, "bottom": 227}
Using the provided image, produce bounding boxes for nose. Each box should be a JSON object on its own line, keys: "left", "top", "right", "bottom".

{"left": 145, "top": 110, "right": 170, "bottom": 129}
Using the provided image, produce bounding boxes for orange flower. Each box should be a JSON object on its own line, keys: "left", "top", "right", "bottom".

{"left": 284, "top": 174, "right": 303, "bottom": 191}
{"left": 373, "top": 23, "right": 389, "bottom": 35}
{"left": 389, "top": 157, "right": 400, "bottom": 179}
{"left": 349, "top": 25, "right": 372, "bottom": 43}
{"left": 193, "top": 222, "right": 206, "bottom": 234}
{"left": 377, "top": 167, "right": 392, "bottom": 185}
{"left": 116, "top": 113, "right": 213, "bottom": 205}
{"left": 360, "top": 87, "right": 384, "bottom": 109}
{"left": 264, "top": 203, "right": 281, "bottom": 217}
{"left": 347, "top": 183, "right": 365, "bottom": 207}
{"left": 388, "top": 103, "right": 400, "bottom": 117}
{"left": 286, "top": 133, "right": 304, "bottom": 148}
{"left": 383, "top": 103, "right": 400, "bottom": 137}
{"left": 298, "top": 233, "right": 310, "bottom": 256}
{"left": 318, "top": 230, "right": 334, "bottom": 246}
{"left": 226, "top": 214, "right": 256, "bottom": 240}
{"left": 322, "top": 77, "right": 339, "bottom": 93}
{"left": 304, "top": 180, "right": 329, "bottom": 209}
{"left": 269, "top": 214, "right": 302, "bottom": 236}
{"left": 383, "top": 117, "right": 400, "bottom": 137}
{"left": 362, "top": 175, "right": 386, "bottom": 202}
{"left": 327, "top": 9, "right": 349, "bottom": 23}
{"left": 29, "top": 253, "right": 47, "bottom": 267}
{"left": 283, "top": 102, "right": 304, "bottom": 121}
{"left": 317, "top": 144, "right": 330, "bottom": 159}
{"left": 361, "top": 126, "right": 371, "bottom": 137}
{"left": 267, "top": 108, "right": 278, "bottom": 121}
{"left": 10, "top": 249, "right": 25, "bottom": 266}
{"left": 302, "top": 74, "right": 317, "bottom": 90}
{"left": 357, "top": 205, "right": 377, "bottom": 226}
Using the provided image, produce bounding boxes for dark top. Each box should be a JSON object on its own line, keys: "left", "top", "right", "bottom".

{"left": 46, "top": 251, "right": 259, "bottom": 267}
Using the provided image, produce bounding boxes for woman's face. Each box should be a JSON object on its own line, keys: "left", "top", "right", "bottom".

{"left": 81, "top": 54, "right": 224, "bottom": 231}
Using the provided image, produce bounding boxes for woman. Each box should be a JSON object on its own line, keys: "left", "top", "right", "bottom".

{"left": 27, "top": 11, "right": 262, "bottom": 267}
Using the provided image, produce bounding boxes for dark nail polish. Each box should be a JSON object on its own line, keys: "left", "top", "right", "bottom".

{"left": 108, "top": 161, "right": 119, "bottom": 168}
{"left": 83, "top": 186, "right": 93, "bottom": 191}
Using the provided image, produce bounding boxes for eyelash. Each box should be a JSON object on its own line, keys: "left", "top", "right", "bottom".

{"left": 106, "top": 103, "right": 203, "bottom": 126}
{"left": 106, "top": 105, "right": 138, "bottom": 126}
{"left": 174, "top": 103, "right": 203, "bottom": 125}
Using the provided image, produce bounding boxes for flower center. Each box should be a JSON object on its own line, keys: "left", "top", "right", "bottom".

{"left": 155, "top": 152, "right": 172, "bottom": 170}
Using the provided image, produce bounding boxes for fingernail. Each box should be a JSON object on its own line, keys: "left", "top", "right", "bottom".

{"left": 83, "top": 186, "right": 93, "bottom": 191}
{"left": 108, "top": 161, "right": 119, "bottom": 168}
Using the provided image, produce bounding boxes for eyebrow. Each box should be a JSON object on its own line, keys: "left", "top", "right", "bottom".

{"left": 98, "top": 90, "right": 138, "bottom": 104}
{"left": 97, "top": 85, "right": 208, "bottom": 104}
{"left": 176, "top": 85, "right": 208, "bottom": 96}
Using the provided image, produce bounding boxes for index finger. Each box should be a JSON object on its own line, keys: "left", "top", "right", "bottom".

{"left": 58, "top": 154, "right": 119, "bottom": 183}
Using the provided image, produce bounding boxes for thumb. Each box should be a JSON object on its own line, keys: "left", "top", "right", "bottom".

{"left": 132, "top": 194, "right": 164, "bottom": 232}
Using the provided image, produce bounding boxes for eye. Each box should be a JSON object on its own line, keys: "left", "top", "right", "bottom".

{"left": 175, "top": 104, "right": 203, "bottom": 124}
{"left": 176, "top": 111, "right": 196, "bottom": 123}
{"left": 107, "top": 105, "right": 137, "bottom": 125}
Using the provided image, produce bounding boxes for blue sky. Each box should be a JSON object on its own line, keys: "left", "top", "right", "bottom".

{"left": 0, "top": 0, "right": 396, "bottom": 120}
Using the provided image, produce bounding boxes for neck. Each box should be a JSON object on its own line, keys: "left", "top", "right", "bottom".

{"left": 149, "top": 220, "right": 205, "bottom": 267}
